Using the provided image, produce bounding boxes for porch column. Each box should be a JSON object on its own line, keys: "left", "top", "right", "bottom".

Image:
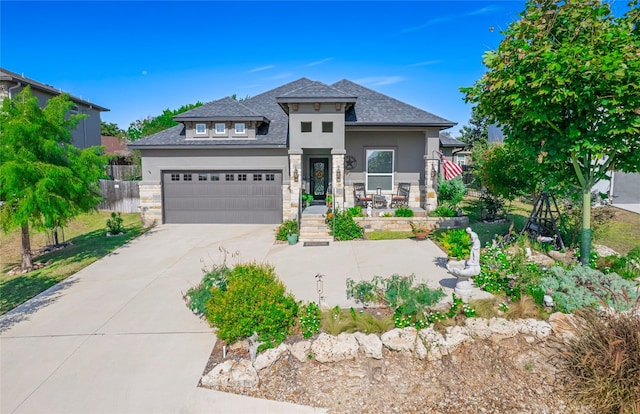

{"left": 331, "top": 149, "right": 345, "bottom": 210}
{"left": 288, "top": 149, "right": 303, "bottom": 220}
{"left": 424, "top": 132, "right": 440, "bottom": 211}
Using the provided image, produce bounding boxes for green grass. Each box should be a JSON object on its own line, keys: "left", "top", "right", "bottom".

{"left": 462, "top": 197, "right": 530, "bottom": 247}
{"left": 0, "top": 212, "right": 146, "bottom": 315}
{"left": 592, "top": 207, "right": 640, "bottom": 256}
{"left": 365, "top": 231, "right": 414, "bottom": 240}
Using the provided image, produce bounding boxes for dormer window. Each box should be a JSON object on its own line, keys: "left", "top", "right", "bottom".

{"left": 215, "top": 123, "right": 226, "bottom": 135}
{"left": 234, "top": 123, "right": 246, "bottom": 134}
{"left": 195, "top": 123, "right": 207, "bottom": 135}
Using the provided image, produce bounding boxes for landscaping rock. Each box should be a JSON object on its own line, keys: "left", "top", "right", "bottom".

{"left": 465, "top": 318, "right": 492, "bottom": 339}
{"left": 353, "top": 332, "right": 383, "bottom": 359}
{"left": 202, "top": 359, "right": 259, "bottom": 388}
{"left": 253, "top": 343, "right": 288, "bottom": 371}
{"left": 289, "top": 340, "right": 311, "bottom": 363}
{"left": 488, "top": 317, "right": 520, "bottom": 340}
{"left": 418, "top": 327, "right": 448, "bottom": 361}
{"left": 381, "top": 327, "right": 417, "bottom": 352}
{"left": 548, "top": 312, "right": 579, "bottom": 340}
{"left": 311, "top": 333, "right": 359, "bottom": 363}
{"left": 443, "top": 325, "right": 473, "bottom": 353}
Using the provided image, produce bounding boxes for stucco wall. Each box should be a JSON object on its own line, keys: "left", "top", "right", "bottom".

{"left": 289, "top": 103, "right": 345, "bottom": 150}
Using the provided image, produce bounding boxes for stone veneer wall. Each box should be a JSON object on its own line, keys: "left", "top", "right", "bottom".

{"left": 138, "top": 182, "right": 162, "bottom": 227}
{"left": 354, "top": 216, "right": 469, "bottom": 232}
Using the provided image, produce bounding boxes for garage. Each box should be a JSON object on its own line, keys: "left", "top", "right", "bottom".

{"left": 162, "top": 171, "right": 282, "bottom": 224}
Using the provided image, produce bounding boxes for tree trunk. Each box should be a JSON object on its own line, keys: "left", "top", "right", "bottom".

{"left": 580, "top": 188, "right": 592, "bottom": 266}
{"left": 21, "top": 223, "right": 34, "bottom": 272}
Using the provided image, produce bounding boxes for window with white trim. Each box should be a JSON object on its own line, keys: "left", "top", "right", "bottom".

{"left": 456, "top": 154, "right": 466, "bottom": 166}
{"left": 234, "top": 123, "right": 246, "bottom": 134}
{"left": 195, "top": 123, "right": 207, "bottom": 135}
{"left": 215, "top": 123, "right": 226, "bottom": 135}
{"left": 366, "top": 149, "right": 394, "bottom": 191}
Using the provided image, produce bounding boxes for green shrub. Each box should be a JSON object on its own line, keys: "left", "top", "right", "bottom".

{"left": 597, "top": 251, "right": 640, "bottom": 281}
{"left": 560, "top": 307, "right": 640, "bottom": 414}
{"left": 328, "top": 210, "right": 363, "bottom": 240}
{"left": 541, "top": 265, "right": 639, "bottom": 313}
{"left": 298, "top": 301, "right": 320, "bottom": 339}
{"left": 440, "top": 229, "right": 471, "bottom": 259}
{"left": 346, "top": 277, "right": 382, "bottom": 306}
{"left": 437, "top": 176, "right": 466, "bottom": 209}
{"left": 382, "top": 274, "right": 445, "bottom": 316}
{"left": 276, "top": 219, "right": 298, "bottom": 241}
{"left": 394, "top": 207, "right": 414, "bottom": 217}
{"left": 204, "top": 263, "right": 298, "bottom": 349}
{"left": 479, "top": 192, "right": 505, "bottom": 220}
{"left": 430, "top": 206, "right": 457, "bottom": 217}
{"left": 347, "top": 205, "right": 365, "bottom": 217}
{"left": 184, "top": 264, "right": 230, "bottom": 316}
{"left": 106, "top": 212, "right": 125, "bottom": 234}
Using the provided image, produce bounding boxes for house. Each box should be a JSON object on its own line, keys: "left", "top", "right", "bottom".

{"left": 439, "top": 133, "right": 469, "bottom": 166}
{"left": 128, "top": 78, "right": 456, "bottom": 226}
{"left": 0, "top": 68, "right": 109, "bottom": 148}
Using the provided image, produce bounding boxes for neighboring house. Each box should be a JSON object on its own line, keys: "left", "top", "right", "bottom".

{"left": 439, "top": 133, "right": 469, "bottom": 166}
{"left": 0, "top": 68, "right": 109, "bottom": 148}
{"left": 129, "top": 78, "right": 455, "bottom": 226}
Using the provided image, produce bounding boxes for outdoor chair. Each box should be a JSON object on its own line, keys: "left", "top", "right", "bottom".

{"left": 390, "top": 183, "right": 410, "bottom": 208}
{"left": 353, "top": 183, "right": 372, "bottom": 208}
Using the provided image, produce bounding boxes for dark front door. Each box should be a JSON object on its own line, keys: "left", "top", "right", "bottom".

{"left": 309, "top": 158, "right": 329, "bottom": 200}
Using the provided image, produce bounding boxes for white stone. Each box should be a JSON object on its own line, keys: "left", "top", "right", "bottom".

{"left": 488, "top": 317, "right": 520, "bottom": 339}
{"left": 311, "top": 333, "right": 359, "bottom": 363}
{"left": 381, "top": 327, "right": 418, "bottom": 352}
{"left": 290, "top": 340, "right": 312, "bottom": 363}
{"left": 443, "top": 325, "right": 473, "bottom": 353}
{"left": 253, "top": 343, "right": 289, "bottom": 371}
{"left": 418, "top": 327, "right": 448, "bottom": 361}
{"left": 201, "top": 359, "right": 258, "bottom": 389}
{"left": 201, "top": 360, "right": 235, "bottom": 388}
{"left": 548, "top": 312, "right": 579, "bottom": 339}
{"left": 353, "top": 332, "right": 383, "bottom": 359}
{"left": 464, "top": 318, "right": 492, "bottom": 339}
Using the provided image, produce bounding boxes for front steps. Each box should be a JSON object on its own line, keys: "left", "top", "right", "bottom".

{"left": 299, "top": 209, "right": 333, "bottom": 243}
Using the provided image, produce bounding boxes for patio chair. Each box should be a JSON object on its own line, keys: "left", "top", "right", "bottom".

{"left": 353, "top": 183, "right": 372, "bottom": 208}
{"left": 390, "top": 183, "right": 410, "bottom": 208}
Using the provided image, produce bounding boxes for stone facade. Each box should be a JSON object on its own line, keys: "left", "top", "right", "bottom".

{"left": 138, "top": 182, "right": 162, "bottom": 227}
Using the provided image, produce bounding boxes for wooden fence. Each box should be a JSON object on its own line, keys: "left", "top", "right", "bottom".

{"left": 98, "top": 180, "right": 140, "bottom": 213}
{"left": 105, "top": 165, "right": 141, "bottom": 181}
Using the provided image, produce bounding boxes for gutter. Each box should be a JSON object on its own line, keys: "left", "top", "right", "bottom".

{"left": 8, "top": 81, "right": 22, "bottom": 98}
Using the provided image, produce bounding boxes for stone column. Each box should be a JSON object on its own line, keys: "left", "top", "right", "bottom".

{"left": 288, "top": 149, "right": 303, "bottom": 220}
{"left": 139, "top": 181, "right": 162, "bottom": 227}
{"left": 331, "top": 149, "right": 345, "bottom": 210}
{"left": 424, "top": 156, "right": 439, "bottom": 211}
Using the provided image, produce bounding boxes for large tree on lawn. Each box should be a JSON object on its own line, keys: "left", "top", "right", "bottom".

{"left": 0, "top": 87, "right": 106, "bottom": 271}
{"left": 461, "top": 0, "right": 640, "bottom": 265}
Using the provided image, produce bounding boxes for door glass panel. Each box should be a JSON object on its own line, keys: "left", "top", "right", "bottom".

{"left": 313, "top": 161, "right": 326, "bottom": 196}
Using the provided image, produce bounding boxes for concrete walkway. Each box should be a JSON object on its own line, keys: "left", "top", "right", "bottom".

{"left": 1, "top": 224, "right": 486, "bottom": 414}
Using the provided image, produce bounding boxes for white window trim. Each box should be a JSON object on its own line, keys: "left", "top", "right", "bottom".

{"left": 195, "top": 123, "right": 207, "bottom": 135}
{"left": 365, "top": 149, "right": 394, "bottom": 192}
{"left": 214, "top": 123, "right": 226, "bottom": 135}
{"left": 234, "top": 122, "right": 246, "bottom": 135}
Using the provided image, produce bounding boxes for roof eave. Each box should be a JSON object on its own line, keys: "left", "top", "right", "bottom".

{"left": 128, "top": 143, "right": 288, "bottom": 150}
{"left": 173, "top": 116, "right": 270, "bottom": 123}
{"left": 346, "top": 122, "right": 457, "bottom": 128}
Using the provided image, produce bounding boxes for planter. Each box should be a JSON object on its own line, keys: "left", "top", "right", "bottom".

{"left": 287, "top": 234, "right": 299, "bottom": 245}
{"left": 413, "top": 231, "right": 429, "bottom": 240}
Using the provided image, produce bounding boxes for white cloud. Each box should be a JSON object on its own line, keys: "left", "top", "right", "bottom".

{"left": 354, "top": 76, "right": 404, "bottom": 86}
{"left": 246, "top": 65, "right": 275, "bottom": 73}
{"left": 302, "top": 58, "right": 333, "bottom": 67}
{"left": 408, "top": 60, "right": 441, "bottom": 67}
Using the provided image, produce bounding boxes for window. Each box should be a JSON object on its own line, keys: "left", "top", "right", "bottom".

{"left": 265, "top": 173, "right": 275, "bottom": 181}
{"left": 322, "top": 122, "right": 333, "bottom": 133}
{"left": 225, "top": 173, "right": 234, "bottom": 181}
{"left": 210, "top": 173, "right": 220, "bottom": 181}
{"left": 238, "top": 174, "right": 247, "bottom": 181}
{"left": 366, "top": 149, "right": 394, "bottom": 191}
{"left": 171, "top": 173, "right": 180, "bottom": 181}
{"left": 457, "top": 154, "right": 466, "bottom": 166}
{"left": 198, "top": 174, "right": 207, "bottom": 181}
{"left": 301, "top": 122, "right": 312, "bottom": 133}
{"left": 215, "top": 123, "right": 226, "bottom": 135}
{"left": 183, "top": 174, "right": 192, "bottom": 181}
{"left": 234, "top": 123, "right": 246, "bottom": 134}
{"left": 253, "top": 174, "right": 262, "bottom": 181}
{"left": 195, "top": 123, "right": 207, "bottom": 135}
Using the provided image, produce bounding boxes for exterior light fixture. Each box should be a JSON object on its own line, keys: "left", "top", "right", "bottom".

{"left": 293, "top": 167, "right": 299, "bottom": 182}
{"left": 336, "top": 167, "right": 341, "bottom": 183}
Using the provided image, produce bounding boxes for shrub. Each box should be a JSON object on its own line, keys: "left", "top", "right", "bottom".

{"left": 347, "top": 205, "right": 365, "bottom": 217}
{"left": 346, "top": 277, "right": 382, "bottom": 306}
{"left": 204, "top": 263, "right": 298, "bottom": 349}
{"left": 106, "top": 212, "right": 125, "bottom": 234}
{"left": 560, "top": 306, "right": 640, "bottom": 414}
{"left": 328, "top": 210, "right": 363, "bottom": 240}
{"left": 276, "top": 219, "right": 298, "bottom": 241}
{"left": 479, "top": 192, "right": 505, "bottom": 220}
{"left": 394, "top": 207, "right": 414, "bottom": 217}
{"left": 597, "top": 252, "right": 640, "bottom": 281}
{"left": 184, "top": 264, "right": 230, "bottom": 316}
{"left": 430, "top": 206, "right": 457, "bottom": 217}
{"left": 298, "top": 301, "right": 320, "bottom": 339}
{"left": 440, "top": 229, "right": 471, "bottom": 259}
{"left": 541, "top": 265, "right": 639, "bottom": 313}
{"left": 382, "top": 274, "right": 445, "bottom": 316}
{"left": 437, "top": 176, "right": 466, "bottom": 209}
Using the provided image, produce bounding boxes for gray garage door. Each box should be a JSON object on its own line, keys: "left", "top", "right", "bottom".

{"left": 163, "top": 171, "right": 282, "bottom": 224}
{"left": 613, "top": 172, "right": 640, "bottom": 204}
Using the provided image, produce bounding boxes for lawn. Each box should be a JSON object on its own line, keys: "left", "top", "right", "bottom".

{"left": 0, "top": 212, "right": 146, "bottom": 315}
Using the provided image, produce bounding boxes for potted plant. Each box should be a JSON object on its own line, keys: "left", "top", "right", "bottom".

{"left": 410, "top": 221, "right": 431, "bottom": 240}
{"left": 302, "top": 193, "right": 313, "bottom": 208}
{"left": 326, "top": 194, "right": 333, "bottom": 208}
{"left": 287, "top": 231, "right": 298, "bottom": 245}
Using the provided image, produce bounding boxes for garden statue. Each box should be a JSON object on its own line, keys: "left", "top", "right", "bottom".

{"left": 446, "top": 227, "right": 481, "bottom": 298}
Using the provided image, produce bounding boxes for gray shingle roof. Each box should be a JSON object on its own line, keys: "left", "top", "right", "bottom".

{"left": 439, "top": 134, "right": 467, "bottom": 147}
{"left": 129, "top": 77, "right": 455, "bottom": 149}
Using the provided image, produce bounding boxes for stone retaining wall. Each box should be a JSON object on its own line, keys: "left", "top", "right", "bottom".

{"left": 354, "top": 216, "right": 469, "bottom": 232}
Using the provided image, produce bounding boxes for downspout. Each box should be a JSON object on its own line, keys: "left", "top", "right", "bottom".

{"left": 8, "top": 81, "right": 22, "bottom": 98}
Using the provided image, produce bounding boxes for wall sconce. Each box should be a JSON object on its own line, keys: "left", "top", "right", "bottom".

{"left": 293, "top": 167, "right": 299, "bottom": 182}
{"left": 431, "top": 168, "right": 437, "bottom": 179}
{"left": 336, "top": 167, "right": 341, "bottom": 183}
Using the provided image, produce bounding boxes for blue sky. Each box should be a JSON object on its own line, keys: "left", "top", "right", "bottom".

{"left": 1, "top": 1, "right": 532, "bottom": 135}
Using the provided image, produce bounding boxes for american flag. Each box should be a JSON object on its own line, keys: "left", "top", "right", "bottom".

{"left": 437, "top": 151, "right": 463, "bottom": 180}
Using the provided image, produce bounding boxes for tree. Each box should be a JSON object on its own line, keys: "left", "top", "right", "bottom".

{"left": 127, "top": 102, "right": 203, "bottom": 141}
{"left": 459, "top": 106, "right": 490, "bottom": 147}
{"left": 461, "top": 0, "right": 640, "bottom": 265}
{"left": 0, "top": 87, "right": 106, "bottom": 271}
{"left": 100, "top": 121, "right": 126, "bottom": 139}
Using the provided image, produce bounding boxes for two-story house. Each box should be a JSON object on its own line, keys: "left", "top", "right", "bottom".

{"left": 129, "top": 78, "right": 456, "bottom": 226}
{"left": 0, "top": 68, "right": 109, "bottom": 148}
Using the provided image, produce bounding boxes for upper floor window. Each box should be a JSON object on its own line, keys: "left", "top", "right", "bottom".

{"left": 215, "top": 123, "right": 226, "bottom": 135}
{"left": 366, "top": 149, "right": 394, "bottom": 191}
{"left": 301, "top": 122, "right": 312, "bottom": 133}
{"left": 234, "top": 123, "right": 246, "bottom": 134}
{"left": 322, "top": 122, "right": 333, "bottom": 133}
{"left": 456, "top": 154, "right": 466, "bottom": 166}
{"left": 195, "top": 123, "right": 207, "bottom": 135}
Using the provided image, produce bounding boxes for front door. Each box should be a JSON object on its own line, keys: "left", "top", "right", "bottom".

{"left": 309, "top": 158, "right": 329, "bottom": 200}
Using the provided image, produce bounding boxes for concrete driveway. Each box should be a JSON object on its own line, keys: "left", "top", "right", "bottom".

{"left": 0, "top": 224, "right": 463, "bottom": 414}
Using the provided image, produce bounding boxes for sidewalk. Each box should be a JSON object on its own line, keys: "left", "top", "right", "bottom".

{"left": 1, "top": 224, "right": 487, "bottom": 413}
